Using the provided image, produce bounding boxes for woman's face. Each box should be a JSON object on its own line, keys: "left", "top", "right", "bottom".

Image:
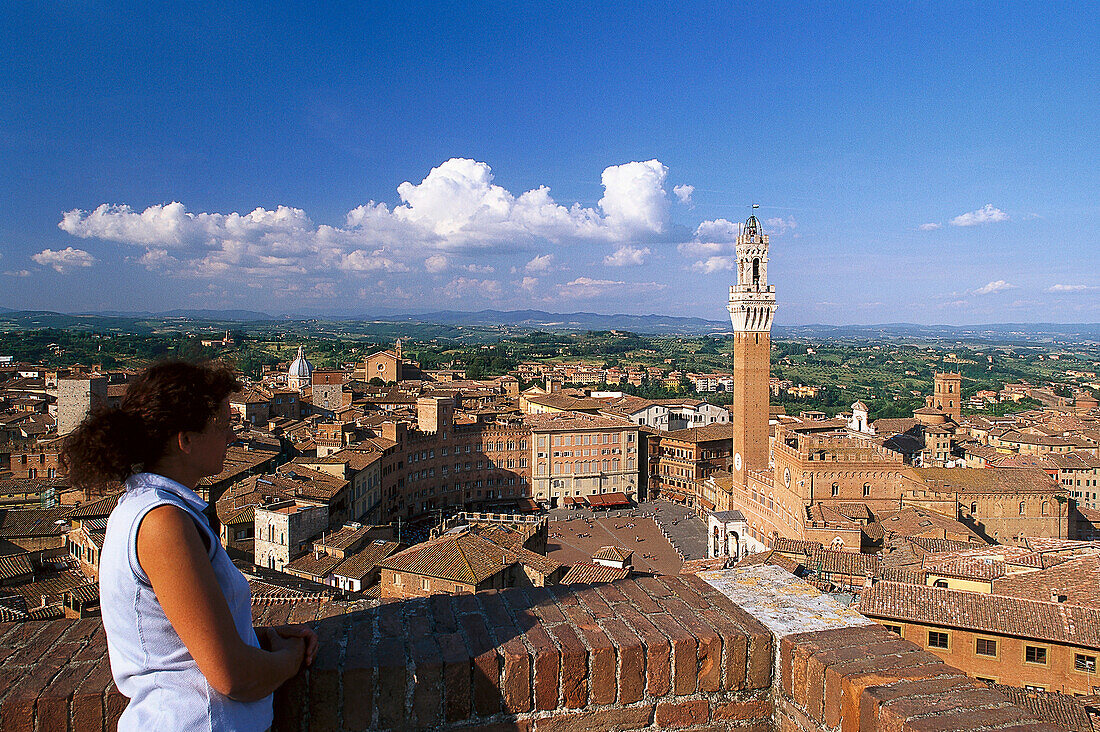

{"left": 189, "top": 399, "right": 234, "bottom": 478}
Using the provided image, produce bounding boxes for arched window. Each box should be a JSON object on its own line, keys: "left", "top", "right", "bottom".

{"left": 1019, "top": 502, "right": 1026, "bottom": 516}
{"left": 752, "top": 258, "right": 760, "bottom": 285}
{"left": 933, "top": 579, "right": 948, "bottom": 588}
{"left": 1041, "top": 501, "right": 1049, "bottom": 516}
{"left": 970, "top": 502, "right": 978, "bottom": 514}
{"left": 863, "top": 483, "right": 871, "bottom": 498}
{"left": 832, "top": 482, "right": 839, "bottom": 497}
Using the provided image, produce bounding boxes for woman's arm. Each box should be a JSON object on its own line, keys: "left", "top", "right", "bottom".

{"left": 137, "top": 505, "right": 305, "bottom": 702}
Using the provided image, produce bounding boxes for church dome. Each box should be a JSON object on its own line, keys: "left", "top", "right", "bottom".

{"left": 852, "top": 400, "right": 868, "bottom": 411}
{"left": 288, "top": 346, "right": 313, "bottom": 379}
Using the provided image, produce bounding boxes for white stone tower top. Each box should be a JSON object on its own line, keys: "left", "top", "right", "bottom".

{"left": 727, "top": 214, "right": 777, "bottom": 332}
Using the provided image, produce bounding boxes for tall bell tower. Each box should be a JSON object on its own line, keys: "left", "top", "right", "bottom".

{"left": 728, "top": 214, "right": 776, "bottom": 485}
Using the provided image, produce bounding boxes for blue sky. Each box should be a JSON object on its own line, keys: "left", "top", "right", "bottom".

{"left": 2, "top": 3, "right": 1097, "bottom": 324}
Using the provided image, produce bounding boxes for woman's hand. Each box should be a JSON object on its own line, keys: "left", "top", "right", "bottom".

{"left": 259, "top": 624, "right": 318, "bottom": 667}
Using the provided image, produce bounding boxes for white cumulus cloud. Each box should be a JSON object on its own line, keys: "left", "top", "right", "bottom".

{"left": 558, "top": 277, "right": 627, "bottom": 299}
{"left": 1047, "top": 284, "right": 1089, "bottom": 293}
{"left": 673, "top": 184, "right": 694, "bottom": 205}
{"left": 691, "top": 256, "right": 737, "bottom": 274}
{"left": 32, "top": 247, "right": 96, "bottom": 273}
{"left": 604, "top": 245, "right": 651, "bottom": 267}
{"left": 4, "top": 269, "right": 31, "bottom": 277}
{"left": 950, "top": 204, "right": 1009, "bottom": 227}
{"left": 598, "top": 160, "right": 669, "bottom": 237}
{"left": 524, "top": 254, "right": 554, "bottom": 273}
{"left": 973, "top": 280, "right": 1014, "bottom": 295}
{"left": 918, "top": 222, "right": 942, "bottom": 231}
{"left": 764, "top": 216, "right": 797, "bottom": 235}
{"left": 442, "top": 276, "right": 502, "bottom": 300}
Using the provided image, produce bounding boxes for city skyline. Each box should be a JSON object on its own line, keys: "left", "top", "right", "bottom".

{"left": 2, "top": 3, "right": 1097, "bottom": 323}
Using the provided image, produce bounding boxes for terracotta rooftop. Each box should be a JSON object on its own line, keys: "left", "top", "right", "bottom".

{"left": 908, "top": 466, "right": 1060, "bottom": 494}
{"left": 559, "top": 561, "right": 630, "bottom": 584}
{"left": 859, "top": 580, "right": 1100, "bottom": 648}
{"left": 377, "top": 530, "right": 523, "bottom": 585}
{"left": 331, "top": 540, "right": 403, "bottom": 582}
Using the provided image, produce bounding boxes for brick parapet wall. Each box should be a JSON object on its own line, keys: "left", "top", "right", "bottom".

{"left": 0, "top": 567, "right": 1062, "bottom": 732}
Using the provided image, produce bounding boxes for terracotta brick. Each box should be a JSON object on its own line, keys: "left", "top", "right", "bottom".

{"left": 534, "top": 704, "right": 654, "bottom": 732}
{"left": 342, "top": 620, "right": 375, "bottom": 731}
{"left": 36, "top": 659, "right": 95, "bottom": 732}
{"left": 802, "top": 638, "right": 916, "bottom": 722}
{"left": 548, "top": 582, "right": 582, "bottom": 607}
{"left": 7, "top": 620, "right": 69, "bottom": 667}
{"left": 835, "top": 660, "right": 959, "bottom": 732}
{"left": 711, "top": 696, "right": 771, "bottom": 721}
{"left": 72, "top": 656, "right": 115, "bottom": 732}
{"left": 659, "top": 595, "right": 723, "bottom": 693}
{"left": 431, "top": 593, "right": 459, "bottom": 633}
{"left": 273, "top": 671, "right": 308, "bottom": 732}
{"left": 875, "top": 687, "right": 1016, "bottom": 732}
{"left": 649, "top": 612, "right": 699, "bottom": 695}
{"left": 905, "top": 703, "right": 1043, "bottom": 732}
{"left": 462, "top": 612, "right": 502, "bottom": 717}
{"left": 507, "top": 623, "right": 554, "bottom": 711}
{"left": 601, "top": 618, "right": 646, "bottom": 704}
{"left": 617, "top": 578, "right": 664, "bottom": 614}
{"left": 307, "top": 617, "right": 346, "bottom": 732}
{"left": 526, "top": 586, "right": 567, "bottom": 624}
{"left": 656, "top": 574, "right": 711, "bottom": 609}
{"left": 1, "top": 660, "right": 62, "bottom": 732}
{"left": 377, "top": 600, "right": 404, "bottom": 637}
{"left": 105, "top": 684, "right": 127, "bottom": 728}
{"left": 562, "top": 604, "right": 616, "bottom": 706}
{"left": 573, "top": 585, "right": 615, "bottom": 619}
{"left": 549, "top": 623, "right": 588, "bottom": 709}
{"left": 857, "top": 676, "right": 978, "bottom": 732}
{"left": 466, "top": 721, "right": 534, "bottom": 732}
{"left": 616, "top": 604, "right": 671, "bottom": 697}
{"left": 263, "top": 602, "right": 293, "bottom": 627}
{"left": 592, "top": 580, "right": 629, "bottom": 606}
{"left": 499, "top": 636, "right": 532, "bottom": 714}
{"left": 437, "top": 631, "right": 472, "bottom": 723}
{"left": 635, "top": 574, "right": 675, "bottom": 600}
{"left": 411, "top": 633, "right": 445, "bottom": 726}
{"left": 375, "top": 635, "right": 408, "bottom": 728}
{"left": 656, "top": 699, "right": 710, "bottom": 729}
{"left": 698, "top": 608, "right": 749, "bottom": 690}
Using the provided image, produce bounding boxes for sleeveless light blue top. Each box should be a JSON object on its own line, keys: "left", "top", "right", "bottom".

{"left": 99, "top": 473, "right": 273, "bottom": 732}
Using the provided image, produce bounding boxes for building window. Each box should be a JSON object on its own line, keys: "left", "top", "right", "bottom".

{"left": 976, "top": 638, "right": 997, "bottom": 657}
{"left": 421, "top": 578, "right": 430, "bottom": 590}
{"left": 933, "top": 579, "right": 948, "bottom": 588}
{"left": 927, "top": 631, "right": 949, "bottom": 649}
{"left": 1076, "top": 654, "right": 1097, "bottom": 673}
{"left": 1024, "top": 646, "right": 1047, "bottom": 665}
{"left": 831, "top": 482, "right": 839, "bottom": 497}
{"left": 863, "top": 483, "right": 870, "bottom": 498}
{"left": 1019, "top": 502, "right": 1026, "bottom": 516}
{"left": 883, "top": 624, "right": 902, "bottom": 636}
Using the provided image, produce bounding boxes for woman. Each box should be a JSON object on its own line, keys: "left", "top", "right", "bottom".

{"left": 62, "top": 361, "right": 318, "bottom": 731}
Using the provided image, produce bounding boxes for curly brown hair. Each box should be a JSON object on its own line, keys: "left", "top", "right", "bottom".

{"left": 61, "top": 361, "right": 242, "bottom": 491}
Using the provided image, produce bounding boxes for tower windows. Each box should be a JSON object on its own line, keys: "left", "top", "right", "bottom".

{"left": 752, "top": 258, "right": 760, "bottom": 285}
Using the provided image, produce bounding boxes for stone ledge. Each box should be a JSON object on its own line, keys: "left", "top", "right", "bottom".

{"left": 0, "top": 569, "right": 1061, "bottom": 732}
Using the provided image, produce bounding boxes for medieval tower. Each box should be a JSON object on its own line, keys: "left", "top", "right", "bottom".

{"left": 728, "top": 214, "right": 776, "bottom": 485}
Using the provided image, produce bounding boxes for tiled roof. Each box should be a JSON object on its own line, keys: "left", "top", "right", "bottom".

{"left": 806, "top": 548, "right": 879, "bottom": 577}
{"left": 769, "top": 537, "right": 823, "bottom": 556}
{"left": 315, "top": 524, "right": 372, "bottom": 552}
{"left": 988, "top": 684, "right": 1093, "bottom": 732}
{"left": 559, "top": 562, "right": 629, "bottom": 585}
{"left": 592, "top": 546, "right": 632, "bottom": 562}
{"left": 910, "top": 466, "right": 1060, "bottom": 494}
{"left": 331, "top": 540, "right": 402, "bottom": 581}
{"left": 662, "top": 424, "right": 738, "bottom": 442}
{"left": 377, "top": 531, "right": 518, "bottom": 585}
{"left": 858, "top": 581, "right": 1100, "bottom": 648}
{"left": 0, "top": 553, "right": 33, "bottom": 581}
{"left": 222, "top": 505, "right": 255, "bottom": 526}
{"left": 993, "top": 554, "right": 1100, "bottom": 607}
{"left": 65, "top": 492, "right": 121, "bottom": 518}
{"left": 284, "top": 551, "right": 342, "bottom": 579}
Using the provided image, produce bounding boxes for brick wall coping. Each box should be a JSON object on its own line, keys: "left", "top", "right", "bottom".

{"left": 698, "top": 564, "right": 875, "bottom": 640}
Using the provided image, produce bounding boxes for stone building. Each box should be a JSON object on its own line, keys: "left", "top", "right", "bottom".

{"left": 56, "top": 375, "right": 106, "bottom": 436}
{"left": 286, "top": 346, "right": 313, "bottom": 393}
{"left": 253, "top": 499, "right": 329, "bottom": 572}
